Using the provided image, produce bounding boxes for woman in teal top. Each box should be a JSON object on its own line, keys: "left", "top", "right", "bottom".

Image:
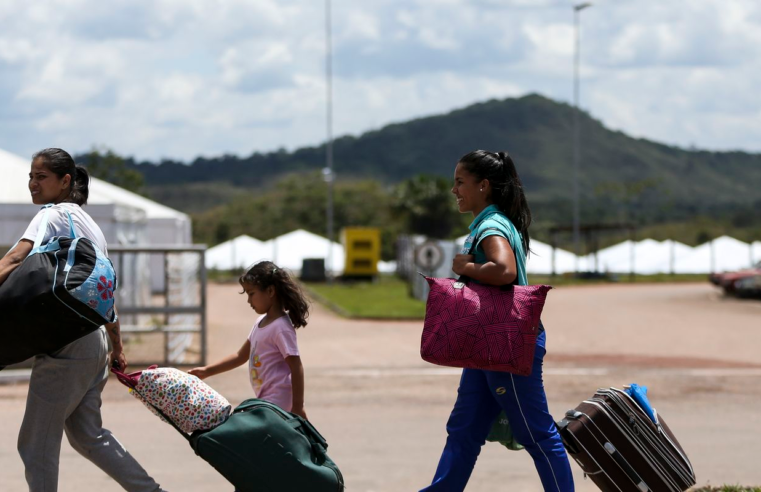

{"left": 421, "top": 150, "right": 574, "bottom": 491}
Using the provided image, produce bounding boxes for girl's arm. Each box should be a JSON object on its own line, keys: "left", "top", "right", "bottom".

{"left": 452, "top": 235, "right": 517, "bottom": 286}
{"left": 285, "top": 355, "right": 307, "bottom": 420}
{"left": 189, "top": 339, "right": 250, "bottom": 379}
{"left": 0, "top": 240, "right": 32, "bottom": 287}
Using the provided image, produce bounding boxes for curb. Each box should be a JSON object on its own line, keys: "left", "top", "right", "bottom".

{"left": 301, "top": 284, "right": 424, "bottom": 321}
{"left": 0, "top": 369, "right": 32, "bottom": 385}
{"left": 301, "top": 285, "right": 353, "bottom": 319}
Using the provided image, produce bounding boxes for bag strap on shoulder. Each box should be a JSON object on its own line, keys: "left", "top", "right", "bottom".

{"left": 462, "top": 226, "right": 523, "bottom": 287}
{"left": 27, "top": 205, "right": 79, "bottom": 257}
{"left": 467, "top": 227, "right": 503, "bottom": 255}
{"left": 29, "top": 204, "right": 54, "bottom": 256}
{"left": 65, "top": 210, "right": 78, "bottom": 239}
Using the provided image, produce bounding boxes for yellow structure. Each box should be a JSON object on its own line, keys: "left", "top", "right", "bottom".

{"left": 342, "top": 227, "right": 381, "bottom": 277}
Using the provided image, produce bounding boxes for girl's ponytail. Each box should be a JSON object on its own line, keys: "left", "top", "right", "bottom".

{"left": 239, "top": 261, "right": 310, "bottom": 328}
{"left": 273, "top": 268, "right": 309, "bottom": 328}
{"left": 458, "top": 150, "right": 532, "bottom": 255}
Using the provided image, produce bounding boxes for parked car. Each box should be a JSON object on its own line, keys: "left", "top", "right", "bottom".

{"left": 736, "top": 274, "right": 761, "bottom": 299}
{"left": 709, "top": 261, "right": 761, "bottom": 295}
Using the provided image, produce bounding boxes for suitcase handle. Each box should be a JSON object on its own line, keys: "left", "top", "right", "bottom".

{"left": 555, "top": 419, "right": 580, "bottom": 455}
{"left": 604, "top": 442, "right": 650, "bottom": 492}
{"left": 287, "top": 417, "right": 329, "bottom": 456}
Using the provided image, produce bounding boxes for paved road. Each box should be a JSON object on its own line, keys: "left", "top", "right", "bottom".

{"left": 1, "top": 282, "right": 760, "bottom": 491}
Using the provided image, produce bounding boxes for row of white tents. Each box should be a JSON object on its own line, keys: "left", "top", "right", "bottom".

{"left": 458, "top": 235, "right": 761, "bottom": 275}
{"left": 206, "top": 231, "right": 345, "bottom": 273}
{"left": 205, "top": 231, "right": 397, "bottom": 275}
{"left": 402, "top": 234, "right": 761, "bottom": 301}
{"left": 211, "top": 231, "right": 761, "bottom": 277}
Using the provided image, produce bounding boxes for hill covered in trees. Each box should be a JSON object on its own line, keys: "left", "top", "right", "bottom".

{"left": 128, "top": 93, "right": 761, "bottom": 221}
{"left": 79, "top": 94, "right": 761, "bottom": 253}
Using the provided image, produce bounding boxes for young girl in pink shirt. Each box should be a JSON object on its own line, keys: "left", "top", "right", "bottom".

{"left": 190, "top": 261, "right": 310, "bottom": 419}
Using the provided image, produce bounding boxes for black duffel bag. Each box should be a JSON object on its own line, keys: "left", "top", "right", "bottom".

{"left": 0, "top": 205, "right": 117, "bottom": 368}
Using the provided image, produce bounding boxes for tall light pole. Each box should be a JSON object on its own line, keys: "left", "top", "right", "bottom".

{"left": 572, "top": 2, "right": 591, "bottom": 272}
{"left": 324, "top": 0, "right": 335, "bottom": 281}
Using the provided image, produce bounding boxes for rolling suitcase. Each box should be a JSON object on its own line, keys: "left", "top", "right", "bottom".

{"left": 113, "top": 367, "right": 344, "bottom": 492}
{"left": 557, "top": 387, "right": 695, "bottom": 492}
{"left": 191, "top": 399, "right": 344, "bottom": 492}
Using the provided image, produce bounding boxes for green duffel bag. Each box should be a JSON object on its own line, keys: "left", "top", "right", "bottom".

{"left": 190, "top": 399, "right": 344, "bottom": 492}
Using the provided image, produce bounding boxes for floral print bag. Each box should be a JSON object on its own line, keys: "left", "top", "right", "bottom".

{"left": 113, "top": 365, "right": 231, "bottom": 434}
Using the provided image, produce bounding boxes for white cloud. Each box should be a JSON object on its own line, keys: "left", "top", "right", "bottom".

{"left": 0, "top": 0, "right": 759, "bottom": 162}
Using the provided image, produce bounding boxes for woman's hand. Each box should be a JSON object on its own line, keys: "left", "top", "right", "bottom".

{"left": 452, "top": 254, "right": 475, "bottom": 276}
{"left": 188, "top": 367, "right": 210, "bottom": 379}
{"left": 111, "top": 347, "right": 127, "bottom": 372}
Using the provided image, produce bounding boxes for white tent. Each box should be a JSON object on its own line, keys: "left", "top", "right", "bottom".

{"left": 0, "top": 147, "right": 190, "bottom": 245}
{"left": 586, "top": 239, "right": 695, "bottom": 275}
{"left": 634, "top": 240, "right": 695, "bottom": 274}
{"left": 206, "top": 235, "right": 269, "bottom": 270}
{"left": 673, "top": 236, "right": 754, "bottom": 273}
{"left": 525, "top": 240, "right": 579, "bottom": 274}
{"left": 0, "top": 147, "right": 192, "bottom": 293}
{"left": 270, "top": 229, "right": 345, "bottom": 275}
{"left": 584, "top": 240, "right": 635, "bottom": 273}
{"left": 753, "top": 242, "right": 761, "bottom": 265}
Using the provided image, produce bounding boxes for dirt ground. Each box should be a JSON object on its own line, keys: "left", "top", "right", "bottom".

{"left": 1, "top": 282, "right": 760, "bottom": 491}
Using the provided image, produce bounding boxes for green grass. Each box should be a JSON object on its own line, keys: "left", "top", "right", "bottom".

{"left": 303, "top": 276, "right": 426, "bottom": 319}
{"left": 692, "top": 487, "right": 761, "bottom": 492}
{"left": 528, "top": 273, "right": 708, "bottom": 287}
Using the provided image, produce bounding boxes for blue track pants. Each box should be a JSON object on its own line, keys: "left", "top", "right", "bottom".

{"left": 421, "top": 330, "right": 575, "bottom": 492}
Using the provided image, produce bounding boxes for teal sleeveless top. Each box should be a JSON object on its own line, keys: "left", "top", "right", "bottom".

{"left": 460, "top": 204, "right": 528, "bottom": 286}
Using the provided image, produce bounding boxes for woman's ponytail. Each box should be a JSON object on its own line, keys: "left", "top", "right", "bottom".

{"left": 70, "top": 165, "right": 90, "bottom": 206}
{"left": 458, "top": 150, "right": 532, "bottom": 255}
{"left": 495, "top": 152, "right": 531, "bottom": 255}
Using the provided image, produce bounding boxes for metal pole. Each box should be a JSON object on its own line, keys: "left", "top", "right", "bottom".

{"left": 325, "top": 0, "right": 335, "bottom": 282}
{"left": 199, "top": 249, "right": 208, "bottom": 366}
{"left": 573, "top": 3, "right": 591, "bottom": 272}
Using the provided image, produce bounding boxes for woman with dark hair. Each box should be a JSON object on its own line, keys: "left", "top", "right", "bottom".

{"left": 420, "top": 150, "right": 574, "bottom": 491}
{"left": 0, "top": 149, "right": 167, "bottom": 491}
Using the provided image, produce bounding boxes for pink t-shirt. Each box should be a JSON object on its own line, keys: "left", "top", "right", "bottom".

{"left": 248, "top": 314, "right": 300, "bottom": 411}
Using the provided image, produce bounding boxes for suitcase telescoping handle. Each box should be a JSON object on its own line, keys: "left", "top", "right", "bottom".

{"left": 603, "top": 442, "right": 650, "bottom": 492}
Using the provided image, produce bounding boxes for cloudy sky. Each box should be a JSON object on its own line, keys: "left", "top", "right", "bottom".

{"left": 0, "top": 0, "right": 759, "bottom": 162}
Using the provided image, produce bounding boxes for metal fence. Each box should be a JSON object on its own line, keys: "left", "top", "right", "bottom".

{"left": 109, "top": 245, "right": 207, "bottom": 367}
